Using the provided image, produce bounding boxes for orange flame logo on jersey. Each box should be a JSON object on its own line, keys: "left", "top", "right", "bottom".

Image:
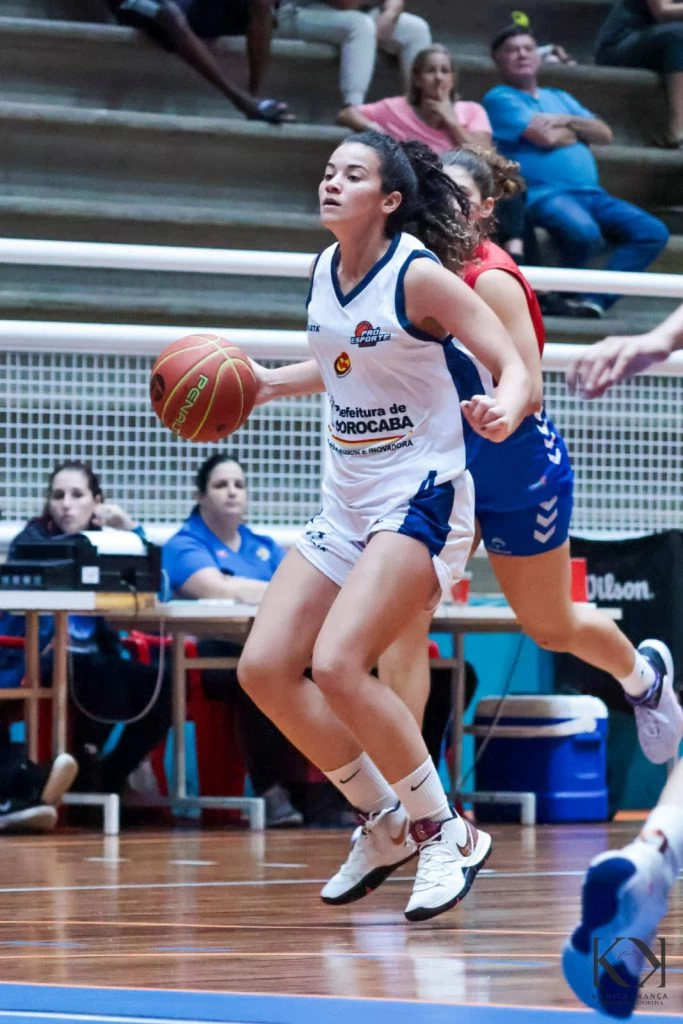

{"left": 334, "top": 352, "right": 351, "bottom": 377}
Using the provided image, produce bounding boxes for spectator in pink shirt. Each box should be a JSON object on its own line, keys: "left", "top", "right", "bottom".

{"left": 338, "top": 44, "right": 492, "bottom": 152}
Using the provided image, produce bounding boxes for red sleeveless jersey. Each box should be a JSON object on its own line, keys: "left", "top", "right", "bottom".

{"left": 463, "top": 240, "right": 545, "bottom": 355}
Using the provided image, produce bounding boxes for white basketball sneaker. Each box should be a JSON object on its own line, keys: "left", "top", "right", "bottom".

{"left": 629, "top": 640, "right": 682, "bottom": 765}
{"left": 321, "top": 803, "right": 417, "bottom": 906}
{"left": 404, "top": 816, "right": 492, "bottom": 922}
{"left": 563, "top": 832, "right": 675, "bottom": 1017}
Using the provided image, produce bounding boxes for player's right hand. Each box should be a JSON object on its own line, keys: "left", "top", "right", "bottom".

{"left": 460, "top": 394, "right": 512, "bottom": 443}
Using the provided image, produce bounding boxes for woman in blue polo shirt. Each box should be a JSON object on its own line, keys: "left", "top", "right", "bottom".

{"left": 163, "top": 453, "right": 303, "bottom": 828}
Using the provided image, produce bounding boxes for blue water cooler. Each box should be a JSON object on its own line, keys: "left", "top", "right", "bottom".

{"left": 472, "top": 695, "right": 609, "bottom": 823}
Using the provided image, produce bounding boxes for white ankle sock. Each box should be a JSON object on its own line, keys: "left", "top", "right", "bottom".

{"left": 324, "top": 753, "right": 397, "bottom": 814}
{"left": 618, "top": 652, "right": 656, "bottom": 697}
{"left": 391, "top": 757, "right": 452, "bottom": 825}
{"left": 640, "top": 803, "right": 683, "bottom": 875}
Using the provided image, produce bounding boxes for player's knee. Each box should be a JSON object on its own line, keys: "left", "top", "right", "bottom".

{"left": 311, "top": 647, "right": 354, "bottom": 702}
{"left": 237, "top": 647, "right": 276, "bottom": 702}
{"left": 523, "top": 618, "right": 577, "bottom": 653}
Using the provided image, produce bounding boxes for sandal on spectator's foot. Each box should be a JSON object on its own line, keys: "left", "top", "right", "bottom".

{"left": 248, "top": 98, "right": 296, "bottom": 124}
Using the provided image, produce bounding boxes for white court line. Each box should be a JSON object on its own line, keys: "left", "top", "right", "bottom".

{"left": 168, "top": 861, "right": 217, "bottom": 867}
{"left": 83, "top": 859, "right": 130, "bottom": 865}
{"left": 260, "top": 863, "right": 307, "bottom": 869}
{"left": 0, "top": 1011, "right": 248, "bottom": 1024}
{"left": 0, "top": 870, "right": 595, "bottom": 896}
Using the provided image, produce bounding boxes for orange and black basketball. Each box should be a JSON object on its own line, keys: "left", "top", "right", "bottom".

{"left": 150, "top": 334, "right": 257, "bottom": 442}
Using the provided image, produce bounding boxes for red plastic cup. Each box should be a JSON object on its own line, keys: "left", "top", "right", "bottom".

{"left": 571, "top": 557, "right": 588, "bottom": 602}
{"left": 450, "top": 574, "right": 471, "bottom": 605}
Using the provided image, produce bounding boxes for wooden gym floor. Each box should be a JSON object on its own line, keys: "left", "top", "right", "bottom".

{"left": 0, "top": 823, "right": 680, "bottom": 1023}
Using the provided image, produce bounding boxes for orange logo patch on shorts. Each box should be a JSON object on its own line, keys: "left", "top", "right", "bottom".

{"left": 334, "top": 352, "right": 351, "bottom": 377}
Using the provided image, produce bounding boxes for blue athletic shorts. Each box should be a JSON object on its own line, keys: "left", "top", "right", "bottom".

{"left": 471, "top": 408, "right": 574, "bottom": 557}
{"left": 477, "top": 481, "right": 574, "bottom": 557}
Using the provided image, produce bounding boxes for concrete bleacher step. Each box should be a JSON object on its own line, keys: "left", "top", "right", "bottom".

{"left": 0, "top": 195, "right": 328, "bottom": 249}
{"left": 0, "top": 17, "right": 669, "bottom": 145}
{"left": 0, "top": 0, "right": 613, "bottom": 64}
{"left": 0, "top": 101, "right": 680, "bottom": 216}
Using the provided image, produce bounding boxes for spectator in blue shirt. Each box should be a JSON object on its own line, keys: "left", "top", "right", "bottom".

{"left": 484, "top": 25, "right": 669, "bottom": 317}
{"left": 163, "top": 453, "right": 303, "bottom": 828}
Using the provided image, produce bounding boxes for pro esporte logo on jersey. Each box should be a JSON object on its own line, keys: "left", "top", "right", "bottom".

{"left": 350, "top": 321, "right": 391, "bottom": 347}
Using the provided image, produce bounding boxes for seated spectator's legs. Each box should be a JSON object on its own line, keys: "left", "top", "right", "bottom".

{"left": 244, "top": 0, "right": 278, "bottom": 95}
{"left": 531, "top": 191, "right": 605, "bottom": 269}
{"left": 197, "top": 639, "right": 303, "bottom": 821}
{"left": 118, "top": 0, "right": 284, "bottom": 120}
{"left": 373, "top": 10, "right": 432, "bottom": 89}
{"left": 597, "top": 25, "right": 683, "bottom": 144}
{"left": 580, "top": 192, "right": 670, "bottom": 310}
{"left": 275, "top": 2, "right": 376, "bottom": 106}
{"left": 495, "top": 192, "right": 527, "bottom": 262}
{"left": 69, "top": 653, "right": 172, "bottom": 793}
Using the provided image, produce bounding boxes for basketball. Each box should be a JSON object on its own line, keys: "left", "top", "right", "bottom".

{"left": 150, "top": 334, "right": 257, "bottom": 442}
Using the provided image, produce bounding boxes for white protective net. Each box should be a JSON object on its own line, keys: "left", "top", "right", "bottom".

{"left": 1, "top": 351, "right": 682, "bottom": 535}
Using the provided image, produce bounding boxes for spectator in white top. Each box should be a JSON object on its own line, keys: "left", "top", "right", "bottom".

{"left": 274, "top": 0, "right": 431, "bottom": 119}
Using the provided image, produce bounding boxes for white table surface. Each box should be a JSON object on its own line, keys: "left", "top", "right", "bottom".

{"left": 0, "top": 593, "right": 620, "bottom": 624}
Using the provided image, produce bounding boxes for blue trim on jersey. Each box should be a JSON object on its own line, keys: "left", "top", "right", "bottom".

{"left": 442, "top": 338, "right": 486, "bottom": 468}
{"left": 330, "top": 233, "right": 401, "bottom": 308}
{"left": 398, "top": 471, "right": 455, "bottom": 557}
{"left": 394, "top": 249, "right": 444, "bottom": 341}
{"left": 305, "top": 252, "right": 322, "bottom": 310}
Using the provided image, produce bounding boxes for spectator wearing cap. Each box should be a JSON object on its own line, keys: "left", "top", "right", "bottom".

{"left": 484, "top": 24, "right": 669, "bottom": 316}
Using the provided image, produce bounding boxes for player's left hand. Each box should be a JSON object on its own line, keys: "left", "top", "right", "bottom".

{"left": 460, "top": 394, "right": 512, "bottom": 443}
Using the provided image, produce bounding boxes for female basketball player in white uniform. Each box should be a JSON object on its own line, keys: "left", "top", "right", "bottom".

{"left": 238, "top": 131, "right": 532, "bottom": 921}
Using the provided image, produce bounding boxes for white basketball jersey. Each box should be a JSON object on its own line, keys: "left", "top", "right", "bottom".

{"left": 306, "top": 232, "right": 489, "bottom": 522}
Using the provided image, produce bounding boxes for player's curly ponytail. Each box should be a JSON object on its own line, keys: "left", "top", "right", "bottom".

{"left": 350, "top": 131, "right": 475, "bottom": 273}
{"left": 442, "top": 146, "right": 525, "bottom": 240}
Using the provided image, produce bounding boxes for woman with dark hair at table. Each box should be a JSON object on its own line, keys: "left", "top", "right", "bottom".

{"left": 2, "top": 460, "right": 173, "bottom": 798}
{"left": 162, "top": 453, "right": 304, "bottom": 828}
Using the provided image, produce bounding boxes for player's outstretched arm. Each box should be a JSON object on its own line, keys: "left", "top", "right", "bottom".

{"left": 567, "top": 302, "right": 683, "bottom": 399}
{"left": 404, "top": 259, "right": 532, "bottom": 442}
{"left": 250, "top": 358, "right": 325, "bottom": 405}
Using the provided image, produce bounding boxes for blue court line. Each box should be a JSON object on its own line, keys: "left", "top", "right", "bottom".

{"left": 0, "top": 984, "right": 682, "bottom": 1024}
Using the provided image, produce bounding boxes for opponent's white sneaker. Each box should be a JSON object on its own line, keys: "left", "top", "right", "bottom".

{"left": 563, "top": 833, "right": 676, "bottom": 1018}
{"left": 630, "top": 640, "right": 682, "bottom": 765}
{"left": 321, "top": 803, "right": 417, "bottom": 906}
{"left": 404, "top": 816, "right": 492, "bottom": 922}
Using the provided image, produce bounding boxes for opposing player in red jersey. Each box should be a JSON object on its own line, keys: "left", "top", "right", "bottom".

{"left": 378, "top": 146, "right": 680, "bottom": 767}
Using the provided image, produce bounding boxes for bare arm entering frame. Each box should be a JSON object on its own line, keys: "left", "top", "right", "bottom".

{"left": 567, "top": 302, "right": 683, "bottom": 399}
{"left": 251, "top": 358, "right": 324, "bottom": 404}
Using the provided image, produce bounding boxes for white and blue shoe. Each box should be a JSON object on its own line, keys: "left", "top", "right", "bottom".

{"left": 563, "top": 834, "right": 675, "bottom": 1018}
{"left": 629, "top": 640, "right": 682, "bottom": 765}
